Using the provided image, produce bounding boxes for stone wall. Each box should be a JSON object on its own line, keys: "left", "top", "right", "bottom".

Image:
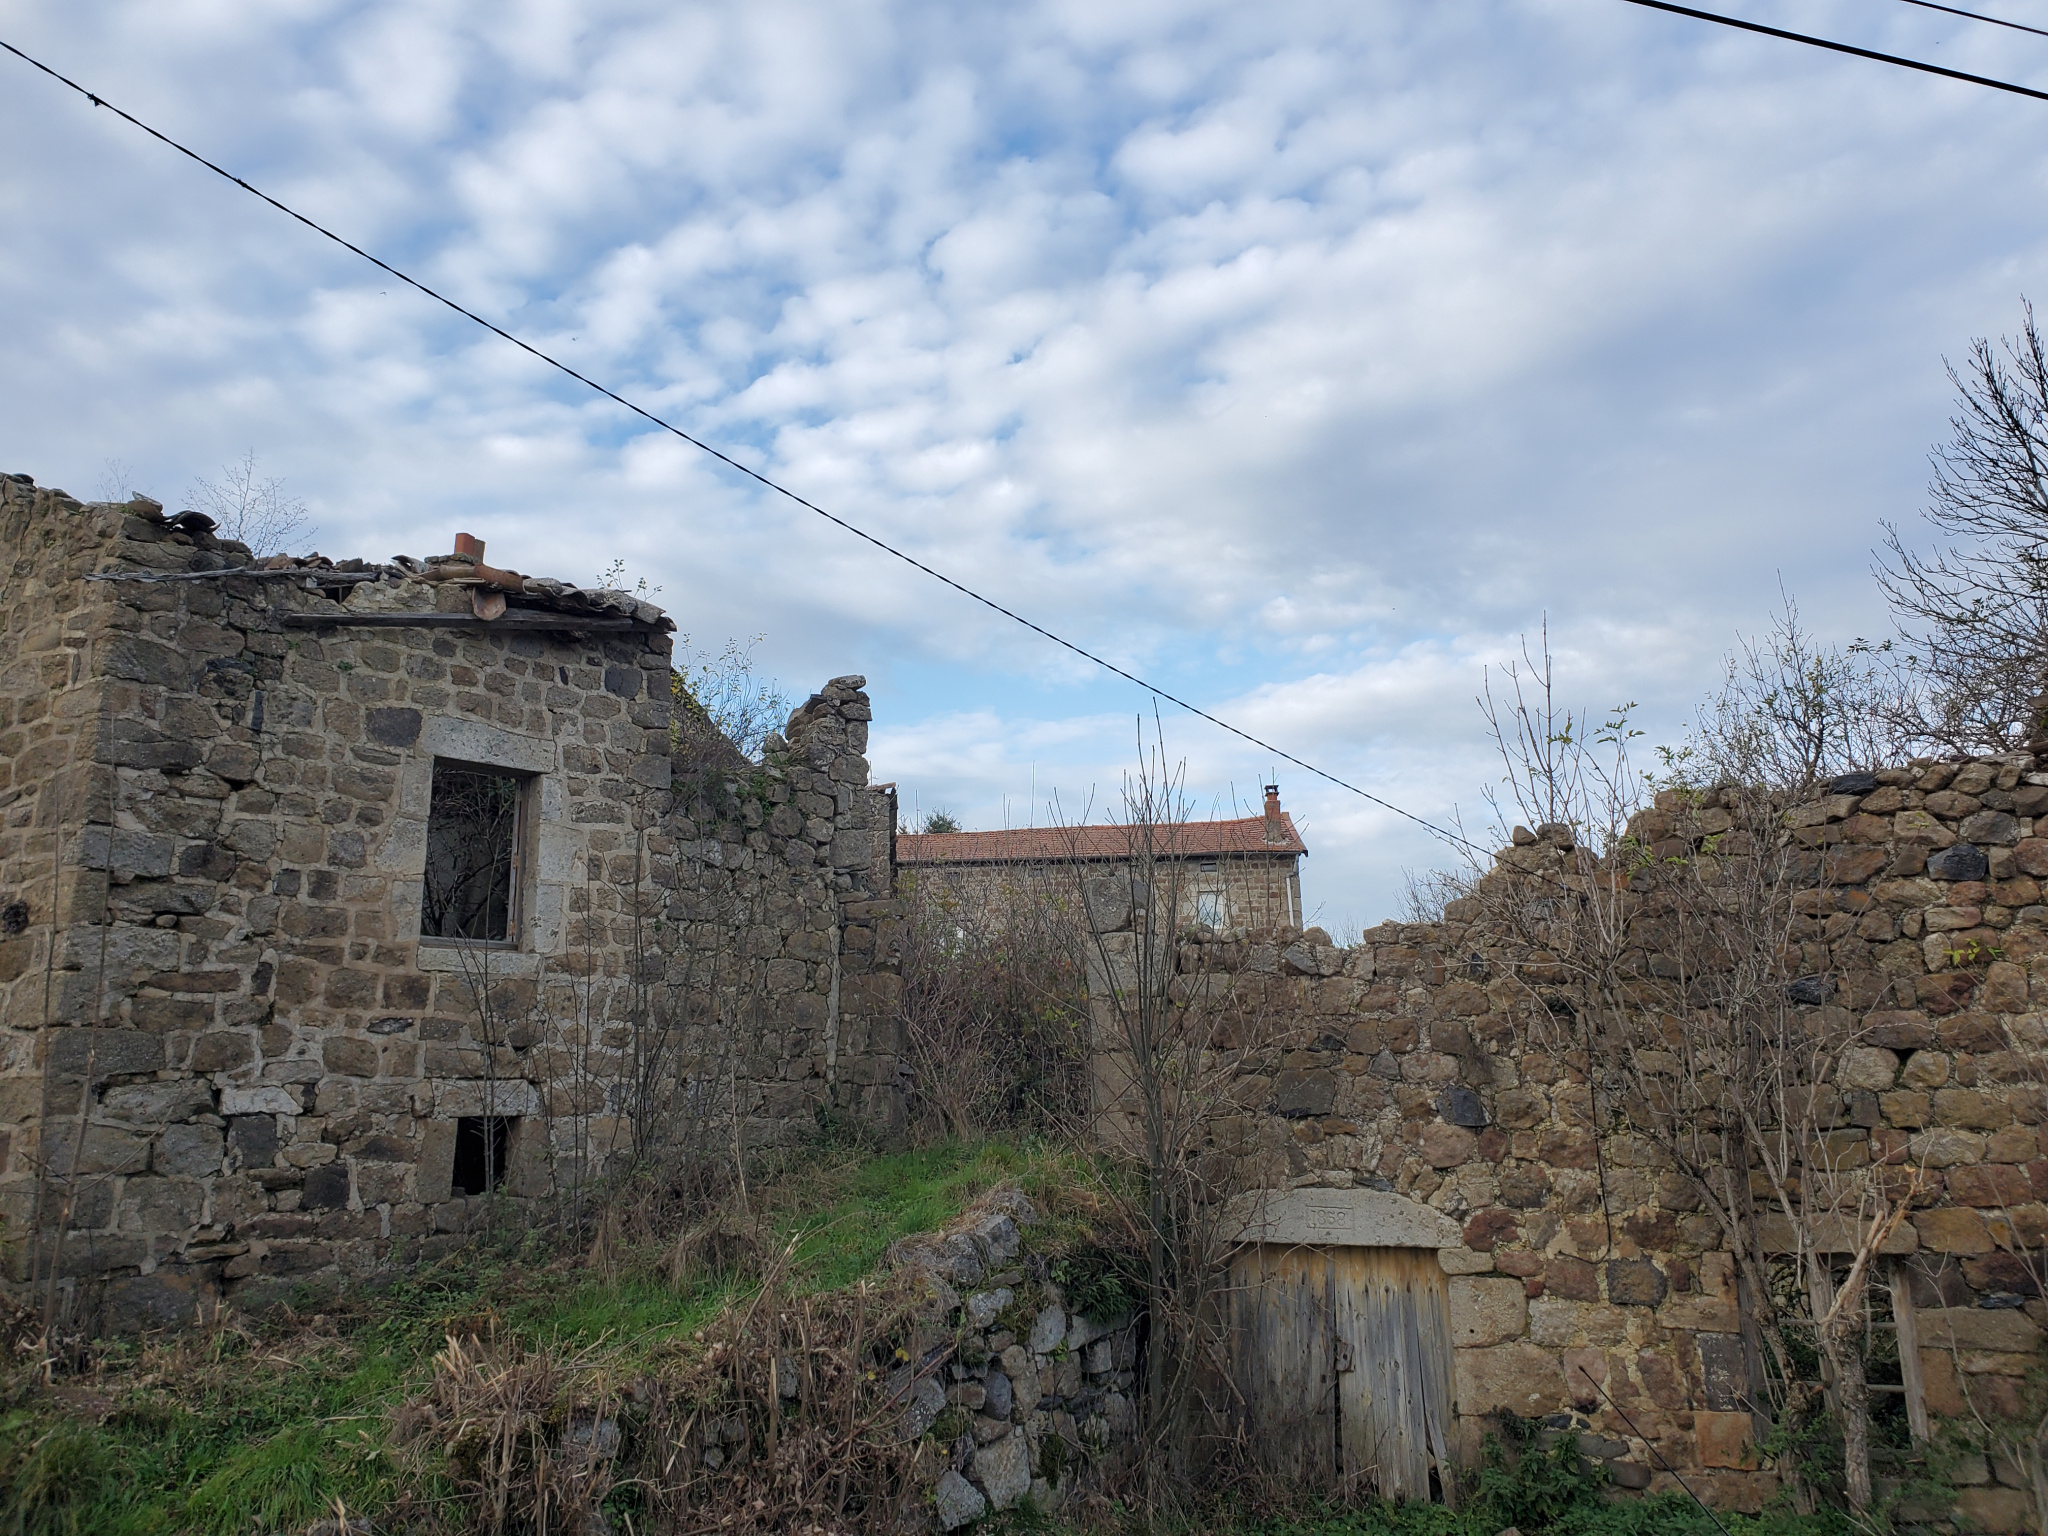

{"left": 891, "top": 1193, "right": 1141, "bottom": 1528}
{"left": 1086, "top": 755, "right": 2048, "bottom": 1530}
{"left": 0, "top": 473, "right": 903, "bottom": 1328}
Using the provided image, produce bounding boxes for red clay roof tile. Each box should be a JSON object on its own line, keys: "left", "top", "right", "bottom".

{"left": 896, "top": 813, "right": 1305, "bottom": 865}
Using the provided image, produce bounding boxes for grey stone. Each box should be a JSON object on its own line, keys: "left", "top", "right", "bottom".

{"left": 303, "top": 1162, "right": 351, "bottom": 1209}
{"left": 1028, "top": 1303, "right": 1066, "bottom": 1356}
{"left": 1697, "top": 1332, "right": 1750, "bottom": 1412}
{"left": 1272, "top": 1067, "right": 1336, "bottom": 1117}
{"left": 1961, "top": 810, "right": 2021, "bottom": 847}
{"left": 221, "top": 1085, "right": 300, "bottom": 1116}
{"left": 970, "top": 1212, "right": 1021, "bottom": 1266}
{"left": 901, "top": 1372, "right": 947, "bottom": 1439}
{"left": 965, "top": 1287, "right": 1012, "bottom": 1329}
{"left": 1929, "top": 842, "right": 1990, "bottom": 882}
{"left": 101, "top": 1273, "right": 197, "bottom": 1331}
{"left": 983, "top": 1369, "right": 1013, "bottom": 1419}
{"left": 364, "top": 707, "right": 422, "bottom": 746}
{"left": 1064, "top": 1312, "right": 1110, "bottom": 1351}
{"left": 1829, "top": 771, "right": 1879, "bottom": 795}
{"left": 933, "top": 1469, "right": 986, "bottom": 1529}
{"left": 155, "top": 1123, "right": 224, "bottom": 1177}
{"left": 46, "top": 1028, "right": 162, "bottom": 1080}
{"left": 228, "top": 1114, "right": 280, "bottom": 1169}
{"left": 972, "top": 1431, "right": 1032, "bottom": 1511}
{"left": 102, "top": 1080, "right": 215, "bottom": 1123}
{"left": 1439, "top": 1083, "right": 1488, "bottom": 1127}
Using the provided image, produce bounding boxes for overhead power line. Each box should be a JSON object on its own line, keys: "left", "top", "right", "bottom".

{"left": 1617, "top": 0, "right": 2048, "bottom": 100}
{"left": 0, "top": 36, "right": 1483, "bottom": 857}
{"left": 1892, "top": 0, "right": 2048, "bottom": 43}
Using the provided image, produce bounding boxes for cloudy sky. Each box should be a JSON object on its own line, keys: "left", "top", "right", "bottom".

{"left": 3, "top": 0, "right": 2045, "bottom": 931}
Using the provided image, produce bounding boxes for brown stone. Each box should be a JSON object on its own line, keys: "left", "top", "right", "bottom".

{"left": 1464, "top": 1209, "right": 1519, "bottom": 1251}
{"left": 1695, "top": 1410, "right": 1755, "bottom": 1470}
{"left": 1947, "top": 1163, "right": 2034, "bottom": 1208}
{"left": 1916, "top": 1207, "right": 1994, "bottom": 1254}
{"left": 1547, "top": 1255, "right": 1599, "bottom": 1302}
{"left": 1421, "top": 1121, "right": 1477, "bottom": 1168}
{"left": 1605, "top": 1258, "right": 1668, "bottom": 1308}
{"left": 1453, "top": 1342, "right": 1564, "bottom": 1416}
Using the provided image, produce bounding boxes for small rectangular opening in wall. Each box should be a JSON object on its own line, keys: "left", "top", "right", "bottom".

{"left": 452, "top": 1116, "right": 513, "bottom": 1196}
{"left": 1196, "top": 891, "right": 1224, "bottom": 927}
{"left": 422, "top": 760, "right": 526, "bottom": 943}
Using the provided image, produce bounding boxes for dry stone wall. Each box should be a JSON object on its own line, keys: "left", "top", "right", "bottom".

{"left": 891, "top": 1193, "right": 1141, "bottom": 1529}
{"left": 0, "top": 473, "right": 903, "bottom": 1328}
{"left": 1088, "top": 754, "right": 2048, "bottom": 1530}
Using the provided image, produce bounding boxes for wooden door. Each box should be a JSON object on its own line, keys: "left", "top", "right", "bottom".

{"left": 1230, "top": 1245, "right": 1455, "bottom": 1503}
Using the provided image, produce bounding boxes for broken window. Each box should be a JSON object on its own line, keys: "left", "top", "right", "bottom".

{"left": 421, "top": 761, "right": 524, "bottom": 943}
{"left": 452, "top": 1115, "right": 512, "bottom": 1196}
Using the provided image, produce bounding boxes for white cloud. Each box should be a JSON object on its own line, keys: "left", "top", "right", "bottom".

{"left": 3, "top": 0, "right": 2045, "bottom": 927}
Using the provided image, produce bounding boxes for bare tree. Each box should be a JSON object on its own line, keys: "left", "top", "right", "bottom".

{"left": 895, "top": 869, "right": 1088, "bottom": 1142}
{"left": 186, "top": 450, "right": 313, "bottom": 555}
{"left": 1878, "top": 300, "right": 2048, "bottom": 752}
{"left": 1469, "top": 629, "right": 1913, "bottom": 1513}
{"left": 1674, "top": 590, "right": 1904, "bottom": 795}
{"left": 672, "top": 634, "right": 790, "bottom": 767}
{"left": 1056, "top": 732, "right": 1297, "bottom": 1506}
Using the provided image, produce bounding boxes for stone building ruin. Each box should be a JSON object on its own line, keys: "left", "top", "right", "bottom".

{"left": 1082, "top": 755, "right": 2048, "bottom": 1531}
{"left": 0, "top": 471, "right": 904, "bottom": 1328}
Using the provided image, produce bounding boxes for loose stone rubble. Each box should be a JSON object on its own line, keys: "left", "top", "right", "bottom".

{"left": 889, "top": 1192, "right": 1142, "bottom": 1526}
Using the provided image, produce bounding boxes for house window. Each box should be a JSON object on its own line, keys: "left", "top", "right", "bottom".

{"left": 421, "top": 761, "right": 525, "bottom": 943}
{"left": 452, "top": 1115, "right": 513, "bottom": 1196}
{"left": 1197, "top": 891, "right": 1224, "bottom": 927}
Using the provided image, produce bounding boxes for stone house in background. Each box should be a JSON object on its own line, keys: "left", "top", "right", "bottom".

{"left": 0, "top": 472, "right": 903, "bottom": 1329}
{"left": 897, "top": 783, "right": 1307, "bottom": 933}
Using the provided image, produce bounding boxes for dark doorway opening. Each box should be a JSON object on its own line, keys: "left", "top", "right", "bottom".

{"left": 453, "top": 1115, "right": 513, "bottom": 1196}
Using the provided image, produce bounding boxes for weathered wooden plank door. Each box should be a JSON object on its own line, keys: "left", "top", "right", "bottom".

{"left": 1333, "top": 1247, "right": 1456, "bottom": 1502}
{"left": 1231, "top": 1244, "right": 1454, "bottom": 1503}
{"left": 1230, "top": 1244, "right": 1339, "bottom": 1484}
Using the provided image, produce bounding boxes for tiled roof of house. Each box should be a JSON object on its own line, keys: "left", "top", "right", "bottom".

{"left": 897, "top": 812, "right": 1305, "bottom": 865}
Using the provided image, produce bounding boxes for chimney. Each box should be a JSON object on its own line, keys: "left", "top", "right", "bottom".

{"left": 1263, "top": 784, "right": 1284, "bottom": 844}
{"left": 453, "top": 532, "right": 485, "bottom": 560}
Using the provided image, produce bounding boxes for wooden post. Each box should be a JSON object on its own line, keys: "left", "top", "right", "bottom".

{"left": 1887, "top": 1259, "right": 1931, "bottom": 1444}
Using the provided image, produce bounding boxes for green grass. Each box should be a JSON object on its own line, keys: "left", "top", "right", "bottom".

{"left": 0, "top": 1138, "right": 1050, "bottom": 1536}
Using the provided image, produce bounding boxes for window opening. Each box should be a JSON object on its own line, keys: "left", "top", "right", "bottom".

{"left": 452, "top": 1115, "right": 512, "bottom": 1196}
{"left": 1196, "top": 891, "right": 1224, "bottom": 927}
{"left": 422, "top": 761, "right": 523, "bottom": 943}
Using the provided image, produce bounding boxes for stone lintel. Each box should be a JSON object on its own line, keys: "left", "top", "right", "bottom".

{"left": 1225, "top": 1186, "right": 1463, "bottom": 1249}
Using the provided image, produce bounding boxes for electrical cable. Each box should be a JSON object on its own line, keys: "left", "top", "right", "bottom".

{"left": 0, "top": 36, "right": 1487, "bottom": 856}
{"left": 1891, "top": 0, "right": 2048, "bottom": 42}
{"left": 1617, "top": 0, "right": 2048, "bottom": 100}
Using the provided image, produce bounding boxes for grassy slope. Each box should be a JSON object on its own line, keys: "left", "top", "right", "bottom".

{"left": 1, "top": 1141, "right": 1045, "bottom": 1536}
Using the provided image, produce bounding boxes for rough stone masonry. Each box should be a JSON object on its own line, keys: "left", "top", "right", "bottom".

{"left": 1087, "top": 754, "right": 2048, "bottom": 1531}
{"left": 0, "top": 472, "right": 904, "bottom": 1329}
